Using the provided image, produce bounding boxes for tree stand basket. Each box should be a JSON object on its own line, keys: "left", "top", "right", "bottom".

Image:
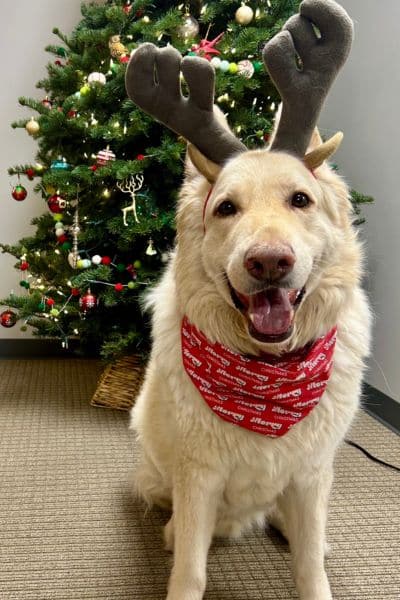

{"left": 91, "top": 355, "right": 145, "bottom": 411}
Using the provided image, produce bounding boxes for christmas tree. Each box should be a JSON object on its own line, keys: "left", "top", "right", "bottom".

{"left": 1, "top": 0, "right": 372, "bottom": 359}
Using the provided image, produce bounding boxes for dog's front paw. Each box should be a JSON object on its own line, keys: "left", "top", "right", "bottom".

{"left": 166, "top": 574, "right": 206, "bottom": 600}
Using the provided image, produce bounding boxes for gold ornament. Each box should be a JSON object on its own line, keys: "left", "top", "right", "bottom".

{"left": 109, "top": 35, "right": 128, "bottom": 59}
{"left": 25, "top": 117, "right": 40, "bottom": 136}
{"left": 235, "top": 4, "right": 254, "bottom": 25}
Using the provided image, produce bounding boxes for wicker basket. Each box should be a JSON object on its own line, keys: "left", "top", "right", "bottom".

{"left": 91, "top": 354, "right": 145, "bottom": 411}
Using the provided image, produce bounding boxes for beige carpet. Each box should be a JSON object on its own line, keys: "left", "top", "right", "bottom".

{"left": 0, "top": 359, "right": 399, "bottom": 600}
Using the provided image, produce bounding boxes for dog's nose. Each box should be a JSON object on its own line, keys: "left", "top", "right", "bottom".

{"left": 244, "top": 244, "right": 295, "bottom": 282}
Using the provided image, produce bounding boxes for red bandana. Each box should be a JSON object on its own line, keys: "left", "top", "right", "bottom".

{"left": 181, "top": 317, "right": 337, "bottom": 437}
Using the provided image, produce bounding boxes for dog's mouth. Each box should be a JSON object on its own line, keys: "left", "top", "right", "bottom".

{"left": 228, "top": 280, "right": 306, "bottom": 344}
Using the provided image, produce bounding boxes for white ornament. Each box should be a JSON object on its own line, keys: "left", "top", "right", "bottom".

{"left": 91, "top": 255, "right": 102, "bottom": 265}
{"left": 146, "top": 239, "right": 157, "bottom": 256}
{"left": 55, "top": 228, "right": 65, "bottom": 237}
{"left": 210, "top": 57, "right": 221, "bottom": 69}
{"left": 238, "top": 59, "right": 255, "bottom": 79}
{"left": 88, "top": 72, "right": 107, "bottom": 86}
{"left": 117, "top": 174, "right": 145, "bottom": 225}
{"left": 235, "top": 5, "right": 254, "bottom": 25}
{"left": 54, "top": 222, "right": 64, "bottom": 230}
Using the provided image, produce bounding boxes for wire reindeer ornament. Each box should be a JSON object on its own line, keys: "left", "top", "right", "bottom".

{"left": 117, "top": 174, "right": 145, "bottom": 225}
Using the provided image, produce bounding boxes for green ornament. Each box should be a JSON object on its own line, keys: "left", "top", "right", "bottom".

{"left": 38, "top": 301, "right": 46, "bottom": 311}
{"left": 20, "top": 325, "right": 28, "bottom": 332}
{"left": 61, "top": 242, "right": 72, "bottom": 251}
{"left": 57, "top": 47, "right": 67, "bottom": 57}
{"left": 19, "top": 280, "right": 30, "bottom": 289}
{"left": 127, "top": 281, "right": 136, "bottom": 289}
{"left": 50, "top": 308, "right": 60, "bottom": 317}
{"left": 116, "top": 263, "right": 126, "bottom": 272}
{"left": 187, "top": 51, "right": 197, "bottom": 56}
{"left": 133, "top": 259, "right": 142, "bottom": 269}
{"left": 110, "top": 62, "right": 119, "bottom": 74}
{"left": 253, "top": 61, "right": 263, "bottom": 73}
{"left": 80, "top": 84, "right": 90, "bottom": 96}
{"left": 256, "top": 130, "right": 264, "bottom": 138}
{"left": 53, "top": 214, "right": 63, "bottom": 222}
{"left": 229, "top": 62, "right": 238, "bottom": 74}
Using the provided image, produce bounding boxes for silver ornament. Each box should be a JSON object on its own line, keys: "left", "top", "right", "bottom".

{"left": 238, "top": 59, "right": 255, "bottom": 79}
{"left": 177, "top": 14, "right": 199, "bottom": 39}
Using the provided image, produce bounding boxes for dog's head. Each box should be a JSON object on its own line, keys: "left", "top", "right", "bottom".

{"left": 126, "top": 0, "right": 358, "bottom": 350}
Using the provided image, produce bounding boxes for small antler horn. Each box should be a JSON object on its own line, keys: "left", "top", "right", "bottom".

{"left": 125, "top": 44, "right": 246, "bottom": 165}
{"left": 263, "top": 0, "right": 353, "bottom": 158}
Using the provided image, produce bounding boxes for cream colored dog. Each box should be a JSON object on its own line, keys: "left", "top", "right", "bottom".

{"left": 126, "top": 1, "right": 371, "bottom": 597}
{"left": 130, "top": 123, "right": 371, "bottom": 599}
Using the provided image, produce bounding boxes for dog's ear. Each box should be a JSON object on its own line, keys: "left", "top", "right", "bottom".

{"left": 187, "top": 143, "right": 222, "bottom": 184}
{"left": 304, "top": 128, "right": 343, "bottom": 170}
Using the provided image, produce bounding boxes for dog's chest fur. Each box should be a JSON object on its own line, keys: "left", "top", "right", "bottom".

{"left": 131, "top": 257, "right": 370, "bottom": 527}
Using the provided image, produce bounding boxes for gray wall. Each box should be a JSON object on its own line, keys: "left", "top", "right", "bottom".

{"left": 1, "top": 1, "right": 399, "bottom": 403}
{"left": 320, "top": 0, "right": 400, "bottom": 401}
{"left": 0, "top": 0, "right": 82, "bottom": 339}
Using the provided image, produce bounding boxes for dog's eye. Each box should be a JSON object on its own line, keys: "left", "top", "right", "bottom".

{"left": 215, "top": 200, "right": 237, "bottom": 217}
{"left": 291, "top": 192, "right": 311, "bottom": 209}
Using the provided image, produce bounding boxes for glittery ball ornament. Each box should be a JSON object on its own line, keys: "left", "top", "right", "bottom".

{"left": 177, "top": 14, "right": 199, "bottom": 39}
{"left": 235, "top": 5, "right": 254, "bottom": 25}
{"left": 47, "top": 194, "right": 67, "bottom": 214}
{"left": 0, "top": 310, "right": 17, "bottom": 328}
{"left": 79, "top": 290, "right": 98, "bottom": 313}
{"left": 96, "top": 147, "right": 116, "bottom": 166}
{"left": 12, "top": 184, "right": 27, "bottom": 201}
{"left": 88, "top": 72, "right": 106, "bottom": 86}
{"left": 238, "top": 59, "right": 255, "bottom": 79}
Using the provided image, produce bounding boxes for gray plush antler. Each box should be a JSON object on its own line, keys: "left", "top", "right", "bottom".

{"left": 263, "top": 0, "right": 354, "bottom": 158}
{"left": 125, "top": 43, "right": 246, "bottom": 165}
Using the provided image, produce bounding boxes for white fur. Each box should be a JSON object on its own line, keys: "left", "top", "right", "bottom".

{"left": 129, "top": 141, "right": 371, "bottom": 599}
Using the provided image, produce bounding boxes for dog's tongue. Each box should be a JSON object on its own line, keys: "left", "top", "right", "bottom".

{"left": 248, "top": 288, "right": 293, "bottom": 335}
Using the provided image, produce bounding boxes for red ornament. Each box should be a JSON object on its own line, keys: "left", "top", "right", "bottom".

{"left": 114, "top": 283, "right": 124, "bottom": 292}
{"left": 101, "top": 256, "right": 112, "bottom": 265}
{"left": 96, "top": 147, "right": 116, "bottom": 166}
{"left": 20, "top": 261, "right": 29, "bottom": 271}
{"left": 263, "top": 132, "right": 271, "bottom": 142}
{"left": 71, "top": 287, "right": 80, "bottom": 297}
{"left": 89, "top": 165, "right": 98, "bottom": 172}
{"left": 12, "top": 184, "right": 27, "bottom": 201}
{"left": 26, "top": 168, "right": 35, "bottom": 180}
{"left": 54, "top": 60, "right": 63, "bottom": 67}
{"left": 79, "top": 290, "right": 98, "bottom": 313}
{"left": 191, "top": 33, "right": 224, "bottom": 61}
{"left": 42, "top": 97, "right": 52, "bottom": 109}
{"left": 123, "top": 2, "right": 132, "bottom": 14}
{"left": 135, "top": 9, "right": 144, "bottom": 17}
{"left": 0, "top": 309, "right": 17, "bottom": 328}
{"left": 67, "top": 109, "right": 77, "bottom": 118}
{"left": 119, "top": 55, "right": 130, "bottom": 64}
{"left": 126, "top": 264, "right": 137, "bottom": 279}
{"left": 46, "top": 298, "right": 55, "bottom": 307}
{"left": 47, "top": 193, "right": 66, "bottom": 213}
{"left": 57, "top": 234, "right": 69, "bottom": 244}
{"left": 136, "top": 154, "right": 145, "bottom": 161}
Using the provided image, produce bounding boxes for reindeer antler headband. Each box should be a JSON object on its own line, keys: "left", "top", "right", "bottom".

{"left": 125, "top": 0, "right": 353, "bottom": 168}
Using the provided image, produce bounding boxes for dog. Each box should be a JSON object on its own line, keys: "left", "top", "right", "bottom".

{"left": 126, "top": 1, "right": 371, "bottom": 598}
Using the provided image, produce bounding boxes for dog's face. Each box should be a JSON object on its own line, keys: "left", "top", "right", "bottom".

{"left": 199, "top": 150, "right": 348, "bottom": 345}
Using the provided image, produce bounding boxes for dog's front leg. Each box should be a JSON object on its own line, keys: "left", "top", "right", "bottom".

{"left": 166, "top": 466, "right": 222, "bottom": 600}
{"left": 279, "top": 465, "right": 333, "bottom": 600}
